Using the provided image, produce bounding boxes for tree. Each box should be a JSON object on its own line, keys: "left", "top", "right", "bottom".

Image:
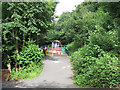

{"left": 2, "top": 2, "right": 57, "bottom": 70}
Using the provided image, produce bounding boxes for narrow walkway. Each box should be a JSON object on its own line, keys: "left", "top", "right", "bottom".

{"left": 2, "top": 56, "right": 79, "bottom": 88}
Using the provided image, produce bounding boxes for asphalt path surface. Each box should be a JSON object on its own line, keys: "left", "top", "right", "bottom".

{"left": 2, "top": 56, "right": 79, "bottom": 88}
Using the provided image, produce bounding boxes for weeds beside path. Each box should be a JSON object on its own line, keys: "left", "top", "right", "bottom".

{"left": 2, "top": 56, "right": 79, "bottom": 88}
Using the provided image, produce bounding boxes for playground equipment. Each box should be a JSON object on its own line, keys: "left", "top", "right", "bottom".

{"left": 51, "top": 40, "right": 62, "bottom": 49}
{"left": 50, "top": 40, "right": 63, "bottom": 56}
{"left": 41, "top": 40, "right": 70, "bottom": 56}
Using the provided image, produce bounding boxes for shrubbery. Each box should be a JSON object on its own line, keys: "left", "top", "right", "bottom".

{"left": 9, "top": 41, "right": 44, "bottom": 80}
{"left": 17, "top": 41, "right": 44, "bottom": 67}
{"left": 9, "top": 62, "right": 43, "bottom": 80}
{"left": 71, "top": 44, "right": 120, "bottom": 88}
{"left": 66, "top": 40, "right": 82, "bottom": 53}
{"left": 89, "top": 30, "right": 119, "bottom": 52}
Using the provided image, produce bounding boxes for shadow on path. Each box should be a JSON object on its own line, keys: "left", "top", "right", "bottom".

{"left": 44, "top": 56, "right": 57, "bottom": 61}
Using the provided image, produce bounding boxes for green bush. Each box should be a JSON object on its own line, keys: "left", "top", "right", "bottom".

{"left": 88, "top": 30, "right": 118, "bottom": 52}
{"left": 71, "top": 44, "right": 120, "bottom": 88}
{"left": 9, "top": 62, "right": 43, "bottom": 80}
{"left": 9, "top": 41, "right": 44, "bottom": 80}
{"left": 66, "top": 40, "right": 82, "bottom": 53}
{"left": 17, "top": 41, "right": 44, "bottom": 67}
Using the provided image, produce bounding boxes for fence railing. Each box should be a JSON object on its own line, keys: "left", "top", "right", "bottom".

{"left": 64, "top": 48, "right": 70, "bottom": 56}
{"left": 40, "top": 45, "right": 70, "bottom": 56}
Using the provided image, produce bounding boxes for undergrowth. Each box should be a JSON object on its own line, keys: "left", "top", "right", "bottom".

{"left": 9, "top": 41, "right": 44, "bottom": 80}
{"left": 71, "top": 44, "right": 120, "bottom": 88}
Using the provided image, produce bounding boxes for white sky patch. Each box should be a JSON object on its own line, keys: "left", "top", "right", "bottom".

{"left": 55, "top": 0, "right": 84, "bottom": 16}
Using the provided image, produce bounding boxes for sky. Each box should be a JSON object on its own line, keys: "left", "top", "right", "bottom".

{"left": 54, "top": 0, "right": 84, "bottom": 16}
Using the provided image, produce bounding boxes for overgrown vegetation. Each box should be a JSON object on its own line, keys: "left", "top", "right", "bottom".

{"left": 9, "top": 41, "right": 44, "bottom": 80}
{"left": 71, "top": 44, "right": 119, "bottom": 88}
{"left": 2, "top": 2, "right": 57, "bottom": 80}
{"left": 9, "top": 61, "right": 43, "bottom": 80}
{"left": 48, "top": 2, "right": 120, "bottom": 88}
{"left": 2, "top": 1, "right": 120, "bottom": 88}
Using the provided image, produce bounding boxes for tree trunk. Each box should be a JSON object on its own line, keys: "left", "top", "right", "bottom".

{"left": 29, "top": 35, "right": 30, "bottom": 41}
{"left": 84, "top": 40, "right": 86, "bottom": 45}
{"left": 16, "top": 39, "right": 19, "bottom": 72}
{"left": 15, "top": 29, "right": 19, "bottom": 72}
{"left": 81, "top": 39, "right": 84, "bottom": 47}
{"left": 13, "top": 30, "right": 18, "bottom": 72}
{"left": 23, "top": 35, "right": 25, "bottom": 47}
{"left": 7, "top": 63, "right": 11, "bottom": 73}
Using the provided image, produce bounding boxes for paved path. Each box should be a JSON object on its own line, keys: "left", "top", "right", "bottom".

{"left": 2, "top": 56, "right": 79, "bottom": 88}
